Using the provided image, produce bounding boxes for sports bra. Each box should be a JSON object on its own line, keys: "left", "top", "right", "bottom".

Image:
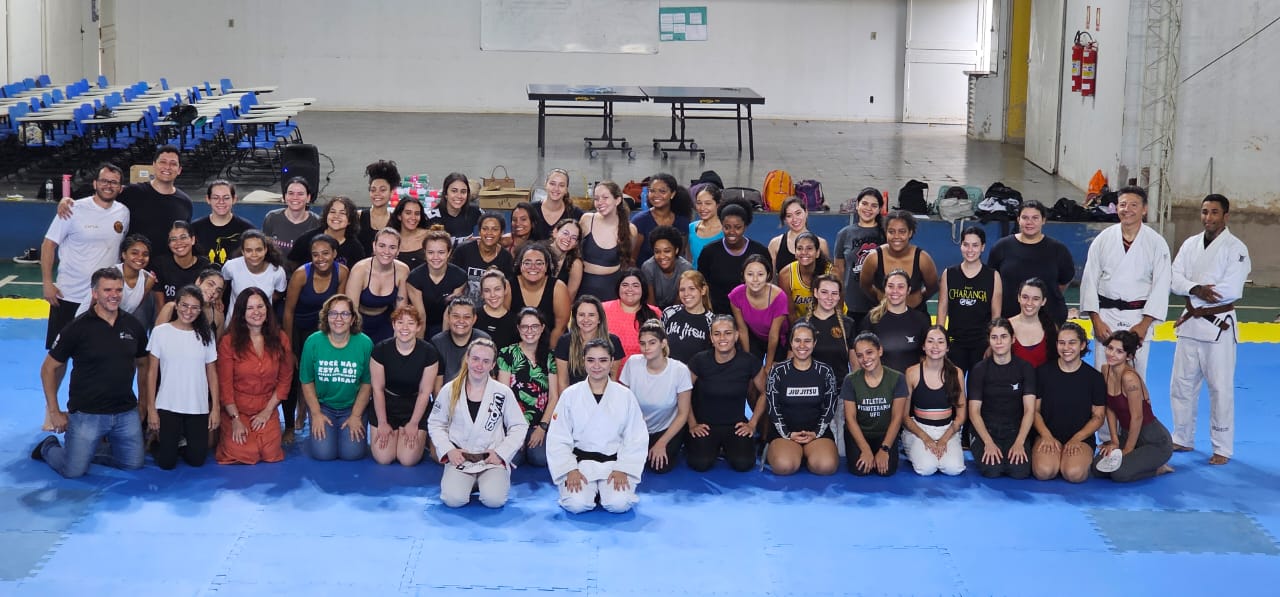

{"left": 580, "top": 215, "right": 621, "bottom": 268}
{"left": 1012, "top": 337, "right": 1050, "bottom": 369}
{"left": 512, "top": 278, "right": 557, "bottom": 323}
{"left": 295, "top": 262, "right": 340, "bottom": 332}
{"left": 774, "top": 233, "right": 797, "bottom": 272}
{"left": 360, "top": 264, "right": 399, "bottom": 315}
{"left": 911, "top": 371, "right": 954, "bottom": 426}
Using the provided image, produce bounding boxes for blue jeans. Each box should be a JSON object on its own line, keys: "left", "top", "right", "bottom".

{"left": 42, "top": 409, "right": 145, "bottom": 478}
{"left": 309, "top": 404, "right": 367, "bottom": 461}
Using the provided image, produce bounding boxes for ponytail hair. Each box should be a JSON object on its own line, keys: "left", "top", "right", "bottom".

{"left": 447, "top": 337, "right": 498, "bottom": 419}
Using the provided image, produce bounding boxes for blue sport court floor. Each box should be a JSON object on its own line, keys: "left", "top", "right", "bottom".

{"left": 1, "top": 313, "right": 1278, "bottom": 596}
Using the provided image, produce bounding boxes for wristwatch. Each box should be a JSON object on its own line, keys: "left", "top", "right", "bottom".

{"left": 538, "top": 421, "right": 549, "bottom": 431}
{"left": 878, "top": 444, "right": 891, "bottom": 453}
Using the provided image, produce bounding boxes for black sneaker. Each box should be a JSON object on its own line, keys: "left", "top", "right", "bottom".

{"left": 13, "top": 247, "right": 38, "bottom": 264}
{"left": 31, "top": 436, "right": 58, "bottom": 461}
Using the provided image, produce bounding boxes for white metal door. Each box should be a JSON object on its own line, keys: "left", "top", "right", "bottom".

{"left": 1024, "top": 0, "right": 1065, "bottom": 173}
{"left": 903, "top": 0, "right": 985, "bottom": 124}
{"left": 98, "top": 0, "right": 117, "bottom": 83}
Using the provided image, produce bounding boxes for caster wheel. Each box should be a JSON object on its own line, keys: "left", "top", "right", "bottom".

{"left": 653, "top": 142, "right": 660, "bottom": 150}
{"left": 699, "top": 153, "right": 706, "bottom": 162}
{"left": 689, "top": 142, "right": 698, "bottom": 150}
{"left": 589, "top": 150, "right": 599, "bottom": 159}
{"left": 627, "top": 150, "right": 636, "bottom": 159}
{"left": 661, "top": 152, "right": 668, "bottom": 160}
{"left": 621, "top": 141, "right": 630, "bottom": 148}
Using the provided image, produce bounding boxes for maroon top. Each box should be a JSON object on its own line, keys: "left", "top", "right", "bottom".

{"left": 1106, "top": 391, "right": 1156, "bottom": 431}
{"left": 1012, "top": 338, "right": 1050, "bottom": 369}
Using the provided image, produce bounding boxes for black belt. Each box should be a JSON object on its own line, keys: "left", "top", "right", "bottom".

{"left": 573, "top": 448, "right": 617, "bottom": 463}
{"left": 1098, "top": 296, "right": 1147, "bottom": 310}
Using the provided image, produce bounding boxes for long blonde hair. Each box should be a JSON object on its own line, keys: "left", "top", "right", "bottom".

{"left": 448, "top": 337, "right": 498, "bottom": 417}
{"left": 678, "top": 270, "right": 713, "bottom": 313}
{"left": 868, "top": 269, "right": 910, "bottom": 324}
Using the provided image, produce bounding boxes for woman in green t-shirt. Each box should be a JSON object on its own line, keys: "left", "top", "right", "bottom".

{"left": 842, "top": 331, "right": 908, "bottom": 476}
{"left": 300, "top": 293, "right": 374, "bottom": 461}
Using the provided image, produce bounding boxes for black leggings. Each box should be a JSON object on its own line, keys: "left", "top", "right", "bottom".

{"left": 687, "top": 424, "right": 756, "bottom": 472}
{"left": 970, "top": 429, "right": 1032, "bottom": 479}
{"left": 844, "top": 430, "right": 901, "bottom": 476}
{"left": 154, "top": 409, "right": 210, "bottom": 469}
{"left": 647, "top": 428, "right": 686, "bottom": 474}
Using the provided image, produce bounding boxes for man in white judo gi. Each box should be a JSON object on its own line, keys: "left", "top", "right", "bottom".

{"left": 1080, "top": 185, "right": 1172, "bottom": 377}
{"left": 1169, "top": 194, "right": 1250, "bottom": 465}
{"left": 546, "top": 338, "right": 649, "bottom": 514}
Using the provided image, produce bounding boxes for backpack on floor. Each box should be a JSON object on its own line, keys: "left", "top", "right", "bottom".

{"left": 762, "top": 170, "right": 794, "bottom": 211}
{"left": 794, "top": 179, "right": 827, "bottom": 211}
{"left": 722, "top": 187, "right": 764, "bottom": 211}
{"left": 897, "top": 179, "right": 929, "bottom": 214}
{"left": 1050, "top": 197, "right": 1089, "bottom": 221}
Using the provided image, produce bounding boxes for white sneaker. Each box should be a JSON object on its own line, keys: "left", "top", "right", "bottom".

{"left": 13, "top": 247, "right": 38, "bottom": 264}
{"left": 1096, "top": 449, "right": 1123, "bottom": 473}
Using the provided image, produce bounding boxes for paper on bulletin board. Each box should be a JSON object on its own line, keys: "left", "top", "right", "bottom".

{"left": 659, "top": 6, "right": 707, "bottom": 41}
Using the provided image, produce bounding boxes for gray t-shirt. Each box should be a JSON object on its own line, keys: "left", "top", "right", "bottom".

{"left": 834, "top": 223, "right": 885, "bottom": 314}
{"left": 262, "top": 208, "right": 319, "bottom": 259}
{"left": 430, "top": 329, "right": 492, "bottom": 382}
{"left": 640, "top": 256, "right": 692, "bottom": 309}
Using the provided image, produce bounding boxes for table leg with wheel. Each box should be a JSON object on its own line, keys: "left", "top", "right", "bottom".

{"left": 538, "top": 100, "right": 546, "bottom": 157}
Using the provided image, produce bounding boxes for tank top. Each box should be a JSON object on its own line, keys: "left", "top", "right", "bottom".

{"left": 117, "top": 264, "right": 151, "bottom": 314}
{"left": 556, "top": 253, "right": 578, "bottom": 286}
{"left": 294, "top": 263, "right": 340, "bottom": 347}
{"left": 911, "top": 372, "right": 955, "bottom": 426}
{"left": 774, "top": 233, "right": 797, "bottom": 272}
{"left": 1106, "top": 390, "right": 1156, "bottom": 431}
{"left": 397, "top": 247, "right": 425, "bottom": 271}
{"left": 1012, "top": 337, "right": 1049, "bottom": 368}
{"left": 580, "top": 215, "right": 621, "bottom": 268}
{"left": 688, "top": 220, "right": 723, "bottom": 266}
{"left": 359, "top": 264, "right": 400, "bottom": 343}
{"left": 786, "top": 261, "right": 841, "bottom": 320}
{"left": 943, "top": 264, "right": 995, "bottom": 347}
{"left": 873, "top": 247, "right": 929, "bottom": 316}
{"left": 511, "top": 278, "right": 558, "bottom": 325}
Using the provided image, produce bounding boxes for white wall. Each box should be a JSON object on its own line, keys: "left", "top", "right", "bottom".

{"left": 1053, "top": 0, "right": 1130, "bottom": 190}
{"left": 1169, "top": 1, "right": 1280, "bottom": 211}
{"left": 6, "top": 0, "right": 43, "bottom": 81}
{"left": 42, "top": 0, "right": 90, "bottom": 84}
{"left": 111, "top": 0, "right": 909, "bottom": 120}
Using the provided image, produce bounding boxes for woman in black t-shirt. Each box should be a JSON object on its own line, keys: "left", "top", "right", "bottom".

{"left": 662, "top": 270, "right": 715, "bottom": 364}
{"left": 475, "top": 269, "right": 518, "bottom": 350}
{"left": 406, "top": 227, "right": 468, "bottom": 340}
{"left": 860, "top": 269, "right": 931, "bottom": 374}
{"left": 967, "top": 318, "right": 1037, "bottom": 479}
{"left": 936, "top": 226, "right": 1002, "bottom": 372}
{"left": 1031, "top": 322, "right": 1105, "bottom": 483}
{"left": 686, "top": 315, "right": 766, "bottom": 472}
{"left": 451, "top": 213, "right": 514, "bottom": 304}
{"left": 370, "top": 306, "right": 440, "bottom": 467}
{"left": 425, "top": 172, "right": 482, "bottom": 238}
{"left": 800, "top": 274, "right": 857, "bottom": 383}
{"left": 764, "top": 322, "right": 840, "bottom": 476}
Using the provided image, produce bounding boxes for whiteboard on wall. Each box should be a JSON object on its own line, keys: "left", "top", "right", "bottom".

{"left": 480, "top": 0, "right": 659, "bottom": 54}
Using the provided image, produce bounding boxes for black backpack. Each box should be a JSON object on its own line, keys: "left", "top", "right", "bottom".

{"left": 1050, "top": 197, "right": 1088, "bottom": 221}
{"left": 897, "top": 179, "right": 929, "bottom": 214}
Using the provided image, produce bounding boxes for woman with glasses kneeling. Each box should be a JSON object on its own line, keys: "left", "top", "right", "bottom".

{"left": 300, "top": 294, "right": 374, "bottom": 461}
{"left": 429, "top": 338, "right": 528, "bottom": 508}
{"left": 764, "top": 322, "right": 840, "bottom": 475}
{"left": 546, "top": 338, "right": 649, "bottom": 514}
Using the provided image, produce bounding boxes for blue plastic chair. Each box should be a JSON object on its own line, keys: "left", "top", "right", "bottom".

{"left": 97, "top": 75, "right": 109, "bottom": 88}
{"left": 220, "top": 78, "right": 234, "bottom": 94}
{"left": 159, "top": 78, "right": 169, "bottom": 91}
{"left": 37, "top": 74, "right": 51, "bottom": 87}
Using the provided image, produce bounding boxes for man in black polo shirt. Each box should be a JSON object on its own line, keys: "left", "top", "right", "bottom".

{"left": 32, "top": 267, "right": 151, "bottom": 478}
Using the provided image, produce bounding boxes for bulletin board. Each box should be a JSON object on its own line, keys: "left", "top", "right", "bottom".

{"left": 480, "top": 0, "right": 660, "bottom": 54}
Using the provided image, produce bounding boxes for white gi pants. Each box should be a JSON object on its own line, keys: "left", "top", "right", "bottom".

{"left": 440, "top": 466, "right": 511, "bottom": 508}
{"left": 558, "top": 478, "right": 638, "bottom": 514}
{"left": 1095, "top": 307, "right": 1154, "bottom": 378}
{"left": 901, "top": 423, "right": 965, "bottom": 476}
{"left": 1169, "top": 335, "right": 1236, "bottom": 458}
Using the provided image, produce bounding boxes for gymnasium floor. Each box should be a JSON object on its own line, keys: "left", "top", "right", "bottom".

{"left": 3, "top": 114, "right": 1278, "bottom": 595}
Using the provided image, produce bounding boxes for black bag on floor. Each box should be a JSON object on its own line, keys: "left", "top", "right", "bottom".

{"left": 1050, "top": 197, "right": 1088, "bottom": 221}
{"left": 898, "top": 179, "right": 929, "bottom": 214}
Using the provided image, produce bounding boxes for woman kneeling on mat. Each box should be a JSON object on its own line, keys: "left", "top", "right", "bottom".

{"left": 547, "top": 339, "right": 649, "bottom": 514}
{"left": 618, "top": 320, "right": 693, "bottom": 474}
{"left": 300, "top": 294, "right": 373, "bottom": 461}
{"left": 900, "top": 326, "right": 966, "bottom": 476}
{"left": 1095, "top": 330, "right": 1174, "bottom": 482}
{"left": 843, "top": 331, "right": 909, "bottom": 476}
{"left": 429, "top": 338, "right": 527, "bottom": 508}
{"left": 967, "top": 318, "right": 1037, "bottom": 479}
{"left": 216, "top": 288, "right": 292, "bottom": 465}
{"left": 765, "top": 322, "right": 840, "bottom": 475}
{"left": 1031, "top": 322, "right": 1106, "bottom": 483}
{"left": 369, "top": 306, "right": 439, "bottom": 466}
{"left": 685, "top": 315, "right": 767, "bottom": 472}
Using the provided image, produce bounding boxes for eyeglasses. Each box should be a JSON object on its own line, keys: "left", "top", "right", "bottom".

{"left": 177, "top": 303, "right": 202, "bottom": 312}
{"left": 168, "top": 234, "right": 191, "bottom": 242}
{"left": 96, "top": 179, "right": 122, "bottom": 186}
{"left": 328, "top": 311, "right": 353, "bottom": 320}
{"left": 518, "top": 324, "right": 544, "bottom": 332}
{"left": 520, "top": 260, "right": 546, "bottom": 268}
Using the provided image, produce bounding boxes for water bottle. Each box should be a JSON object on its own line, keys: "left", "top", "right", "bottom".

{"left": 640, "top": 186, "right": 649, "bottom": 211}
{"left": 44, "top": 179, "right": 53, "bottom": 201}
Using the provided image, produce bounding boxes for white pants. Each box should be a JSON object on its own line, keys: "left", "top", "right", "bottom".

{"left": 440, "top": 466, "right": 511, "bottom": 508}
{"left": 1169, "top": 335, "right": 1236, "bottom": 458}
{"left": 901, "top": 422, "right": 965, "bottom": 476}
{"left": 558, "top": 477, "right": 638, "bottom": 514}
{"left": 1094, "top": 308, "right": 1153, "bottom": 378}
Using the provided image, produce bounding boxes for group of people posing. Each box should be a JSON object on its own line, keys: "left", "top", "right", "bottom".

{"left": 33, "top": 150, "right": 1251, "bottom": 513}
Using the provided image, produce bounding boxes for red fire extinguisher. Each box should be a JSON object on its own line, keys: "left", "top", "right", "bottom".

{"left": 1071, "top": 32, "right": 1084, "bottom": 92}
{"left": 1079, "top": 33, "right": 1098, "bottom": 96}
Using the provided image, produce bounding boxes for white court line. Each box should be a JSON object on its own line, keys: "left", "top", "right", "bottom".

{"left": 0, "top": 275, "right": 16, "bottom": 288}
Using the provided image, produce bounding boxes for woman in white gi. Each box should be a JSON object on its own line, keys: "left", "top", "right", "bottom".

{"left": 428, "top": 338, "right": 528, "bottom": 508}
{"left": 547, "top": 338, "right": 649, "bottom": 514}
